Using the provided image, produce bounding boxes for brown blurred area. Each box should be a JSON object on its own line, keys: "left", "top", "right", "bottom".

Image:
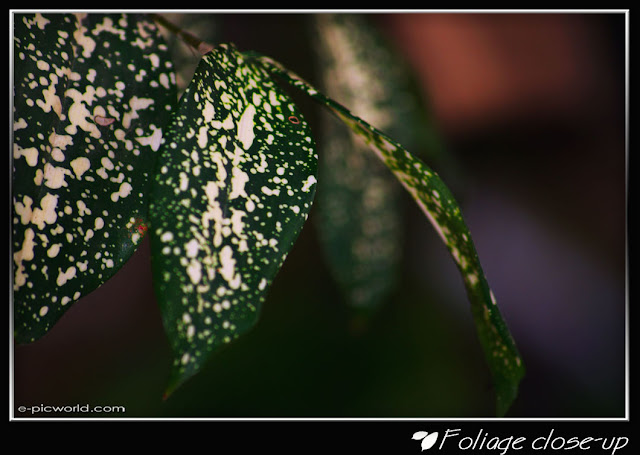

{"left": 381, "top": 13, "right": 623, "bottom": 135}
{"left": 379, "top": 12, "right": 626, "bottom": 269}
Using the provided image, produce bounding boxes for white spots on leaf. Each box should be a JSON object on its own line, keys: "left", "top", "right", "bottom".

{"left": 237, "top": 104, "right": 256, "bottom": 150}
{"left": 56, "top": 265, "right": 77, "bottom": 286}
{"left": 13, "top": 144, "right": 39, "bottom": 167}
{"left": 51, "top": 149, "right": 65, "bottom": 162}
{"left": 49, "top": 132, "right": 73, "bottom": 158}
{"left": 110, "top": 182, "right": 132, "bottom": 202}
{"left": 39, "top": 306, "right": 49, "bottom": 317}
{"left": 268, "top": 90, "right": 280, "bottom": 107}
{"left": 31, "top": 193, "right": 59, "bottom": 230}
{"left": 13, "top": 228, "right": 36, "bottom": 290}
{"left": 301, "top": 175, "right": 317, "bottom": 192}
{"left": 220, "top": 93, "right": 233, "bottom": 107}
{"left": 87, "top": 68, "right": 97, "bottom": 83}
{"left": 219, "top": 245, "right": 240, "bottom": 289}
{"left": 187, "top": 260, "right": 202, "bottom": 285}
{"left": 47, "top": 243, "right": 62, "bottom": 258}
{"left": 72, "top": 19, "right": 96, "bottom": 58}
{"left": 135, "top": 126, "right": 163, "bottom": 151}
{"left": 145, "top": 53, "right": 160, "bottom": 69}
{"left": 14, "top": 196, "right": 33, "bottom": 225}
{"left": 14, "top": 118, "right": 28, "bottom": 131}
{"left": 29, "top": 13, "right": 50, "bottom": 30}
{"left": 35, "top": 75, "right": 63, "bottom": 119}
{"left": 212, "top": 114, "right": 234, "bottom": 131}
{"left": 178, "top": 172, "right": 189, "bottom": 192}
{"left": 229, "top": 209, "right": 246, "bottom": 238}
{"left": 43, "top": 163, "right": 71, "bottom": 189}
{"left": 93, "top": 16, "right": 126, "bottom": 41}
{"left": 36, "top": 60, "right": 50, "bottom": 72}
{"left": 150, "top": 46, "right": 320, "bottom": 379}
{"left": 65, "top": 87, "right": 101, "bottom": 138}
{"left": 261, "top": 186, "right": 279, "bottom": 197}
{"left": 185, "top": 239, "right": 199, "bottom": 258}
{"left": 159, "top": 73, "right": 171, "bottom": 90}
{"left": 122, "top": 96, "right": 154, "bottom": 129}
{"left": 197, "top": 125, "right": 208, "bottom": 148}
{"left": 76, "top": 200, "right": 91, "bottom": 217}
{"left": 203, "top": 101, "right": 215, "bottom": 123}
{"left": 229, "top": 167, "right": 249, "bottom": 200}
{"left": 94, "top": 217, "right": 105, "bottom": 230}
{"left": 70, "top": 157, "right": 91, "bottom": 179}
{"left": 13, "top": 14, "right": 178, "bottom": 343}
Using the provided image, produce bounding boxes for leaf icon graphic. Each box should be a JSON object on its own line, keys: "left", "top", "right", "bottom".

{"left": 421, "top": 432, "right": 439, "bottom": 451}
{"left": 412, "top": 431, "right": 429, "bottom": 440}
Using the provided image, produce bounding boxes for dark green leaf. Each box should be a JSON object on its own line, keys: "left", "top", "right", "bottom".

{"left": 12, "top": 13, "right": 176, "bottom": 343}
{"left": 256, "top": 54, "right": 525, "bottom": 416}
{"left": 149, "top": 44, "right": 318, "bottom": 395}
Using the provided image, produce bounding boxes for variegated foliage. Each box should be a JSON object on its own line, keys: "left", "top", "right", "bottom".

{"left": 12, "top": 13, "right": 176, "bottom": 343}
{"left": 12, "top": 13, "right": 523, "bottom": 415}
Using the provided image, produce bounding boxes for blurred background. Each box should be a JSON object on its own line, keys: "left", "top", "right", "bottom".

{"left": 13, "top": 11, "right": 627, "bottom": 418}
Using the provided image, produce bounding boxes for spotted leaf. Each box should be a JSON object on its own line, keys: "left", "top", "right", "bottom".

{"left": 149, "top": 44, "right": 318, "bottom": 395}
{"left": 256, "top": 54, "right": 525, "bottom": 416}
{"left": 12, "top": 13, "right": 176, "bottom": 344}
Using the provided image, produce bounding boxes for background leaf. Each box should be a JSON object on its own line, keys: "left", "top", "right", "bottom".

{"left": 310, "top": 15, "right": 456, "bottom": 314}
{"left": 255, "top": 54, "right": 525, "bottom": 416}
{"left": 311, "top": 14, "right": 405, "bottom": 312}
{"left": 12, "top": 13, "right": 176, "bottom": 344}
{"left": 149, "top": 44, "right": 318, "bottom": 395}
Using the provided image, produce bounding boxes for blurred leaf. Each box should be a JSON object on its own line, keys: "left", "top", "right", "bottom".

{"left": 149, "top": 44, "right": 318, "bottom": 395}
{"left": 255, "top": 54, "right": 525, "bottom": 416}
{"left": 313, "top": 14, "right": 444, "bottom": 158}
{"left": 312, "top": 14, "right": 404, "bottom": 311}
{"left": 12, "top": 13, "right": 176, "bottom": 343}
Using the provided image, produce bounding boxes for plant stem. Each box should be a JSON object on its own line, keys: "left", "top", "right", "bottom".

{"left": 149, "top": 13, "right": 214, "bottom": 55}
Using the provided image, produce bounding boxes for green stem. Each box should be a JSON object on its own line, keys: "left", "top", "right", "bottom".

{"left": 149, "top": 13, "right": 214, "bottom": 55}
